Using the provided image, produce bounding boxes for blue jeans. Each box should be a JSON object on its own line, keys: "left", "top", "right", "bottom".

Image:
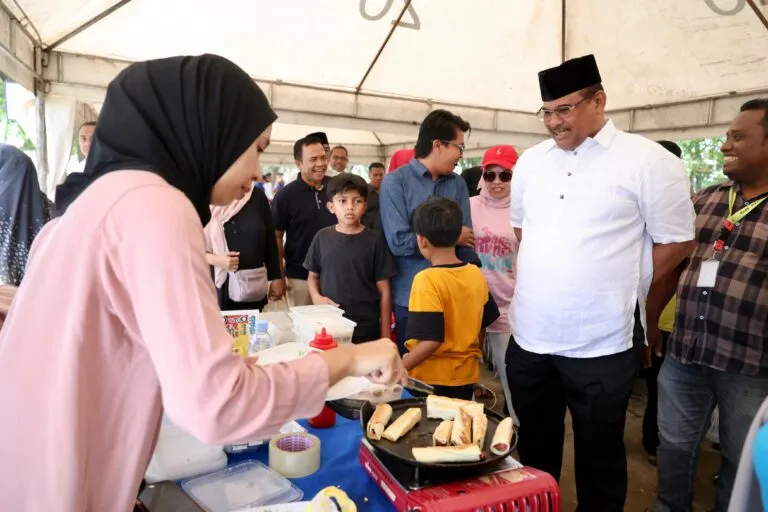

{"left": 654, "top": 358, "right": 768, "bottom": 512}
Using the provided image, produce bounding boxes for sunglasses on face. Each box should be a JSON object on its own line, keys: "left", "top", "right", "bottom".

{"left": 482, "top": 170, "right": 512, "bottom": 183}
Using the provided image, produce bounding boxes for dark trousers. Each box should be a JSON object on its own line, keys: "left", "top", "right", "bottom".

{"left": 410, "top": 384, "right": 475, "bottom": 401}
{"left": 352, "top": 323, "right": 381, "bottom": 344}
{"left": 393, "top": 304, "right": 409, "bottom": 356}
{"left": 505, "top": 335, "right": 640, "bottom": 512}
{"left": 641, "top": 331, "right": 669, "bottom": 456}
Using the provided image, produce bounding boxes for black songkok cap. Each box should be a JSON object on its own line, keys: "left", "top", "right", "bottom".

{"left": 538, "top": 54, "right": 602, "bottom": 102}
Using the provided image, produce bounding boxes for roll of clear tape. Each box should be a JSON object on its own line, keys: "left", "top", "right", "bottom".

{"left": 268, "top": 432, "right": 321, "bottom": 478}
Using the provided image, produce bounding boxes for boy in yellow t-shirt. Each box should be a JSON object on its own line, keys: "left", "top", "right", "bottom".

{"left": 402, "top": 198, "right": 499, "bottom": 400}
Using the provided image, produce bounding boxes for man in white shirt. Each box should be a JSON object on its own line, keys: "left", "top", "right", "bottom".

{"left": 65, "top": 122, "right": 96, "bottom": 176}
{"left": 328, "top": 145, "right": 349, "bottom": 177}
{"left": 506, "top": 54, "right": 695, "bottom": 511}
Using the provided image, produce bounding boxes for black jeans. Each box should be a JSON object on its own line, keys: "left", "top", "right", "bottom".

{"left": 505, "top": 335, "right": 640, "bottom": 512}
{"left": 641, "top": 331, "right": 669, "bottom": 456}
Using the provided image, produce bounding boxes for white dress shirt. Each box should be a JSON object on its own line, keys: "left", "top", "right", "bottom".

{"left": 509, "top": 120, "right": 695, "bottom": 358}
{"left": 65, "top": 157, "right": 85, "bottom": 176}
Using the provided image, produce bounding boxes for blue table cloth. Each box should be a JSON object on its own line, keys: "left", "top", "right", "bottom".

{"left": 229, "top": 415, "right": 394, "bottom": 511}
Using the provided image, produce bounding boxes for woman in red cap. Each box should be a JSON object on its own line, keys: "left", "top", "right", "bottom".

{"left": 387, "top": 148, "right": 415, "bottom": 173}
{"left": 470, "top": 145, "right": 519, "bottom": 422}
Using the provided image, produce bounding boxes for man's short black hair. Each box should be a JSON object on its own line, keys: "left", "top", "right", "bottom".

{"left": 657, "top": 140, "right": 682, "bottom": 159}
{"left": 306, "top": 131, "right": 329, "bottom": 146}
{"left": 293, "top": 135, "right": 325, "bottom": 161}
{"left": 327, "top": 173, "right": 368, "bottom": 201}
{"left": 330, "top": 145, "right": 348, "bottom": 157}
{"left": 413, "top": 197, "right": 463, "bottom": 248}
{"left": 414, "top": 109, "right": 471, "bottom": 159}
{"left": 369, "top": 162, "right": 385, "bottom": 171}
{"left": 80, "top": 121, "right": 96, "bottom": 129}
{"left": 740, "top": 98, "right": 768, "bottom": 137}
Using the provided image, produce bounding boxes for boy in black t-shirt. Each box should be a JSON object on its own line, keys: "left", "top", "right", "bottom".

{"left": 304, "top": 174, "right": 398, "bottom": 343}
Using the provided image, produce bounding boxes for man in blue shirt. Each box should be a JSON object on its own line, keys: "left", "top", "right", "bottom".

{"left": 380, "top": 109, "right": 478, "bottom": 354}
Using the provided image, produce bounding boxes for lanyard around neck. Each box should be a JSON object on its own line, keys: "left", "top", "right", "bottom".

{"left": 727, "top": 186, "right": 768, "bottom": 224}
{"left": 711, "top": 186, "right": 768, "bottom": 255}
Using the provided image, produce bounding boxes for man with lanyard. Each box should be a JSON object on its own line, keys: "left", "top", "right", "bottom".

{"left": 654, "top": 99, "right": 768, "bottom": 512}
{"left": 380, "top": 109, "right": 478, "bottom": 355}
{"left": 271, "top": 135, "right": 336, "bottom": 307}
{"left": 507, "top": 54, "right": 695, "bottom": 511}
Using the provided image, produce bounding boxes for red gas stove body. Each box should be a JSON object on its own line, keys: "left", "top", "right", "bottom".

{"left": 360, "top": 441, "right": 561, "bottom": 512}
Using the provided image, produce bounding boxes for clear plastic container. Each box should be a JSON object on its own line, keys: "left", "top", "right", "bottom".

{"left": 181, "top": 461, "right": 303, "bottom": 512}
{"left": 289, "top": 305, "right": 356, "bottom": 345}
{"left": 293, "top": 315, "right": 357, "bottom": 345}
{"left": 248, "top": 320, "right": 273, "bottom": 355}
{"left": 288, "top": 305, "right": 344, "bottom": 317}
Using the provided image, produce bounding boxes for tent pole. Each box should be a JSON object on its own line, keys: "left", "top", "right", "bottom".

{"left": 745, "top": 0, "right": 768, "bottom": 31}
{"left": 34, "top": 91, "right": 49, "bottom": 194}
{"left": 356, "top": 0, "right": 412, "bottom": 93}
{"left": 560, "top": 0, "right": 567, "bottom": 62}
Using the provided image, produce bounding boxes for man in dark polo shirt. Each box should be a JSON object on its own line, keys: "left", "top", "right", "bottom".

{"left": 271, "top": 135, "right": 337, "bottom": 307}
{"left": 654, "top": 99, "right": 768, "bottom": 512}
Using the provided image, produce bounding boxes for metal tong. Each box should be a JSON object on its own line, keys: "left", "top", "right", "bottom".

{"left": 405, "top": 376, "right": 435, "bottom": 395}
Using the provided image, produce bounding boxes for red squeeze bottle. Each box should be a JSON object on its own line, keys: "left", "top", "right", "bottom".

{"left": 308, "top": 328, "right": 337, "bottom": 429}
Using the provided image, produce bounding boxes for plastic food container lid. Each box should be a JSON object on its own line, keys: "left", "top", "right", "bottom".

{"left": 288, "top": 305, "right": 344, "bottom": 317}
{"left": 181, "top": 461, "right": 303, "bottom": 512}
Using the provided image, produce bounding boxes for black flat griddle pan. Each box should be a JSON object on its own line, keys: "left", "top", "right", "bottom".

{"left": 360, "top": 397, "right": 517, "bottom": 470}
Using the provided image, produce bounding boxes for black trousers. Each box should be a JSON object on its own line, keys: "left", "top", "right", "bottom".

{"left": 505, "top": 335, "right": 640, "bottom": 512}
{"left": 640, "top": 331, "right": 669, "bottom": 456}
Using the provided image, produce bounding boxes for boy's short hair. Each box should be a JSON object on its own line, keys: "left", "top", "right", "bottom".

{"left": 413, "top": 198, "right": 463, "bottom": 248}
{"left": 369, "top": 162, "right": 385, "bottom": 171}
{"left": 327, "top": 173, "right": 369, "bottom": 200}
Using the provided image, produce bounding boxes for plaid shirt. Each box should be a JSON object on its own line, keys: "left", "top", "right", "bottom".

{"left": 668, "top": 181, "right": 768, "bottom": 376}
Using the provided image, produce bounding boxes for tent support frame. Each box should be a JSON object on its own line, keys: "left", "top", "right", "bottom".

{"left": 356, "top": 0, "right": 412, "bottom": 93}
{"left": 745, "top": 0, "right": 768, "bottom": 31}
{"left": 46, "top": 0, "right": 136, "bottom": 51}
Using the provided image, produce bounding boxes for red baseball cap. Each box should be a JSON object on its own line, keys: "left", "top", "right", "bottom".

{"left": 482, "top": 145, "right": 518, "bottom": 170}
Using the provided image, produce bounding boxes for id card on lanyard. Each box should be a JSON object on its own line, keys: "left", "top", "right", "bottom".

{"left": 697, "top": 186, "right": 768, "bottom": 287}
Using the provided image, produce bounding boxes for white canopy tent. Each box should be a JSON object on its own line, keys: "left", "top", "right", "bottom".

{"left": 0, "top": 0, "right": 766, "bottom": 195}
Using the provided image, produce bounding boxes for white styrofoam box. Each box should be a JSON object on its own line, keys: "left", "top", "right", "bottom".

{"left": 145, "top": 417, "right": 227, "bottom": 484}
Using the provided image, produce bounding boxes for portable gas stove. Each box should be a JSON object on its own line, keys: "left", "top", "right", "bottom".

{"left": 360, "top": 439, "right": 561, "bottom": 511}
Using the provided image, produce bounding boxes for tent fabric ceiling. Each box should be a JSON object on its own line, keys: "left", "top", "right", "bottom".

{"left": 2, "top": 0, "right": 768, "bottom": 155}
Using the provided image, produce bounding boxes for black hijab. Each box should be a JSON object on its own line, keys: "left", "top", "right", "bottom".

{"left": 55, "top": 54, "right": 277, "bottom": 225}
{"left": 0, "top": 144, "right": 52, "bottom": 285}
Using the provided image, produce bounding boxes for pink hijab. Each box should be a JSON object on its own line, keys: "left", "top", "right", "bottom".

{"left": 388, "top": 149, "right": 415, "bottom": 173}
{"left": 203, "top": 184, "right": 254, "bottom": 287}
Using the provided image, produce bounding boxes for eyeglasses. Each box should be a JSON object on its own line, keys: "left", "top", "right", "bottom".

{"left": 440, "top": 140, "right": 465, "bottom": 155}
{"left": 482, "top": 170, "right": 512, "bottom": 183}
{"left": 536, "top": 94, "right": 595, "bottom": 121}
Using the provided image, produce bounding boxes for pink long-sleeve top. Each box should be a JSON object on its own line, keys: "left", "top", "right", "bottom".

{"left": 0, "top": 171, "right": 329, "bottom": 512}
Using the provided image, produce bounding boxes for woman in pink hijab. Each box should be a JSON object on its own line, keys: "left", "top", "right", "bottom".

{"left": 470, "top": 145, "right": 519, "bottom": 423}
{"left": 387, "top": 148, "right": 415, "bottom": 173}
